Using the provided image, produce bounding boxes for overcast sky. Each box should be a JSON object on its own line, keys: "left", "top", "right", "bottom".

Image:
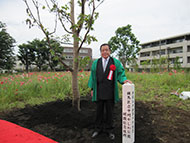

{"left": 1, "top": 0, "right": 190, "bottom": 58}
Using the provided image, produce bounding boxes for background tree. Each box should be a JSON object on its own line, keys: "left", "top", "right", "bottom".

{"left": 0, "top": 21, "right": 16, "bottom": 70}
{"left": 18, "top": 38, "right": 64, "bottom": 72}
{"left": 18, "top": 43, "right": 35, "bottom": 72}
{"left": 108, "top": 24, "right": 140, "bottom": 68}
{"left": 30, "top": 39, "right": 47, "bottom": 71}
{"left": 45, "top": 39, "right": 64, "bottom": 71}
{"left": 23, "top": 0, "right": 104, "bottom": 110}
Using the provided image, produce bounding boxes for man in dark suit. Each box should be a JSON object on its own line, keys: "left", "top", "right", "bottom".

{"left": 88, "top": 43, "right": 132, "bottom": 140}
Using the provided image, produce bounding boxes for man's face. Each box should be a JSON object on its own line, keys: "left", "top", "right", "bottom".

{"left": 100, "top": 45, "right": 111, "bottom": 59}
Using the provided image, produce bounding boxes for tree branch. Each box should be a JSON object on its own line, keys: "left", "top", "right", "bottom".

{"left": 57, "top": 12, "right": 73, "bottom": 34}
{"left": 49, "top": 12, "right": 58, "bottom": 35}
{"left": 23, "top": 0, "right": 73, "bottom": 72}
{"left": 78, "top": 0, "right": 95, "bottom": 52}
{"left": 95, "top": 0, "right": 104, "bottom": 9}
{"left": 49, "top": 0, "right": 73, "bottom": 34}
{"left": 44, "top": 0, "right": 58, "bottom": 35}
{"left": 77, "top": 0, "right": 86, "bottom": 35}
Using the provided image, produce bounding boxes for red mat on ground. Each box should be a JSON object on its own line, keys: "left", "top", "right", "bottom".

{"left": 0, "top": 120, "right": 58, "bottom": 143}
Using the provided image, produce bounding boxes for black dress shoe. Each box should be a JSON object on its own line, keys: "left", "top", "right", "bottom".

{"left": 109, "top": 133, "right": 115, "bottom": 140}
{"left": 91, "top": 131, "right": 99, "bottom": 138}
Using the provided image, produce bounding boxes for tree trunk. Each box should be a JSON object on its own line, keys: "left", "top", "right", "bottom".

{"left": 70, "top": 0, "right": 80, "bottom": 111}
{"left": 26, "top": 60, "right": 29, "bottom": 73}
{"left": 71, "top": 39, "right": 81, "bottom": 111}
{"left": 39, "top": 66, "right": 41, "bottom": 72}
{"left": 26, "top": 65, "right": 28, "bottom": 73}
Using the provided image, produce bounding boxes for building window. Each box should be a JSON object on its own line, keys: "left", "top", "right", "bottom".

{"left": 187, "top": 57, "right": 190, "bottom": 63}
{"left": 151, "top": 41, "right": 159, "bottom": 47}
{"left": 79, "top": 49, "right": 88, "bottom": 54}
{"left": 160, "top": 50, "right": 165, "bottom": 55}
{"left": 169, "top": 47, "right": 183, "bottom": 54}
{"left": 63, "top": 48, "right": 89, "bottom": 53}
{"left": 140, "top": 52, "right": 150, "bottom": 57}
{"left": 161, "top": 40, "right": 167, "bottom": 46}
{"left": 64, "top": 49, "right": 73, "bottom": 53}
{"left": 65, "top": 55, "right": 73, "bottom": 59}
{"left": 167, "top": 37, "right": 184, "bottom": 44}
{"left": 187, "top": 45, "right": 190, "bottom": 52}
{"left": 169, "top": 57, "right": 183, "bottom": 64}
{"left": 141, "top": 44, "right": 151, "bottom": 49}
{"left": 185, "top": 35, "right": 190, "bottom": 40}
{"left": 152, "top": 51, "right": 159, "bottom": 56}
{"left": 152, "top": 50, "right": 165, "bottom": 56}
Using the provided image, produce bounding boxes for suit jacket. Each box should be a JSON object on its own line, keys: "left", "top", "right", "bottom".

{"left": 96, "top": 57, "right": 114, "bottom": 100}
{"left": 88, "top": 57, "right": 127, "bottom": 103}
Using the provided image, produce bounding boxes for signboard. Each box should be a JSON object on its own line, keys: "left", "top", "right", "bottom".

{"left": 122, "top": 83, "right": 135, "bottom": 143}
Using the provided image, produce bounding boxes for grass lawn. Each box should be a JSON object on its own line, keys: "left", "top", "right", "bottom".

{"left": 0, "top": 71, "right": 190, "bottom": 111}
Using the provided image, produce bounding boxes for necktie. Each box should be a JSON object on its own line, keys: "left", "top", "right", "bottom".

{"left": 103, "top": 58, "right": 107, "bottom": 72}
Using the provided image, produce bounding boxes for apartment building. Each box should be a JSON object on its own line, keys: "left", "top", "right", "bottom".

{"left": 137, "top": 33, "right": 190, "bottom": 70}
{"left": 63, "top": 47, "right": 92, "bottom": 70}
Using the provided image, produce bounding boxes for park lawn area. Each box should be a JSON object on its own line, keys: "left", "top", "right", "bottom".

{"left": 126, "top": 71, "right": 190, "bottom": 111}
{"left": 0, "top": 71, "right": 190, "bottom": 112}
{"left": 0, "top": 71, "right": 91, "bottom": 111}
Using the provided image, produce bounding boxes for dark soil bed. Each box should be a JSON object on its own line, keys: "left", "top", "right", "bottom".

{"left": 0, "top": 96, "right": 190, "bottom": 143}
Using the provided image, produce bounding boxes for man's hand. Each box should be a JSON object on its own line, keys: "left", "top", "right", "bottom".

{"left": 123, "top": 80, "right": 133, "bottom": 84}
{"left": 91, "top": 90, "right": 93, "bottom": 97}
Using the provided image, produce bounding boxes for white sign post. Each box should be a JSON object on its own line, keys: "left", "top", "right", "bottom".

{"left": 122, "top": 83, "right": 135, "bottom": 143}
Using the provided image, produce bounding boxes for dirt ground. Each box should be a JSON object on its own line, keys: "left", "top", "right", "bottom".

{"left": 0, "top": 96, "right": 190, "bottom": 143}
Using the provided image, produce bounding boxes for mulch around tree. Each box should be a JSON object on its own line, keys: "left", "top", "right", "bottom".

{"left": 0, "top": 96, "right": 189, "bottom": 143}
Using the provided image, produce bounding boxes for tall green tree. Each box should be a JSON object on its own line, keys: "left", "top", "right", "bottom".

{"left": 108, "top": 24, "right": 140, "bottom": 68}
{"left": 0, "top": 21, "right": 16, "bottom": 70}
{"left": 18, "top": 38, "right": 64, "bottom": 72}
{"left": 30, "top": 39, "right": 48, "bottom": 71}
{"left": 23, "top": 0, "right": 104, "bottom": 110}
{"left": 18, "top": 43, "right": 35, "bottom": 72}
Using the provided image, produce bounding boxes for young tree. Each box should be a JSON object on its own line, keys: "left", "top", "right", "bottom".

{"left": 108, "top": 24, "right": 140, "bottom": 68}
{"left": 23, "top": 0, "right": 104, "bottom": 110}
{"left": 0, "top": 21, "right": 16, "bottom": 70}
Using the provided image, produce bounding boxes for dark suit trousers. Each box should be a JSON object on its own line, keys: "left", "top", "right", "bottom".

{"left": 95, "top": 99, "right": 114, "bottom": 133}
